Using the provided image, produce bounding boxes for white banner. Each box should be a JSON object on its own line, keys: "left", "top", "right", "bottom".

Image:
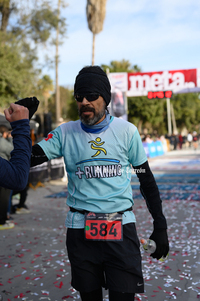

{"left": 108, "top": 72, "right": 128, "bottom": 93}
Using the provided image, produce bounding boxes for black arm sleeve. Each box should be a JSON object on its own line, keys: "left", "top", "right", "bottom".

{"left": 31, "top": 144, "right": 48, "bottom": 167}
{"left": 133, "top": 160, "right": 167, "bottom": 230}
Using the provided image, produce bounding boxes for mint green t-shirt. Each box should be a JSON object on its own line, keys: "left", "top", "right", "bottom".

{"left": 39, "top": 117, "right": 147, "bottom": 228}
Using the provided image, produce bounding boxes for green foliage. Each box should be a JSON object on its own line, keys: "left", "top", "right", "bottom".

{"left": 101, "top": 60, "right": 141, "bottom": 73}
{"left": 48, "top": 86, "right": 77, "bottom": 122}
{"left": 67, "top": 98, "right": 79, "bottom": 121}
{"left": 0, "top": 0, "right": 67, "bottom": 113}
{"left": 128, "top": 93, "right": 200, "bottom": 134}
{"left": 60, "top": 87, "right": 74, "bottom": 120}
{"left": 37, "top": 75, "right": 53, "bottom": 92}
{"left": 19, "top": 2, "right": 67, "bottom": 44}
{"left": 128, "top": 96, "right": 167, "bottom": 134}
{"left": 171, "top": 93, "right": 200, "bottom": 131}
{"left": 36, "top": 75, "right": 54, "bottom": 113}
{"left": 0, "top": 35, "right": 39, "bottom": 106}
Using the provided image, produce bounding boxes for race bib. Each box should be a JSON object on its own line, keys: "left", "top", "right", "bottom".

{"left": 85, "top": 212, "right": 123, "bottom": 241}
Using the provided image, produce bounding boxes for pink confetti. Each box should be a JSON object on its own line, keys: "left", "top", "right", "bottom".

{"left": 14, "top": 293, "right": 25, "bottom": 298}
{"left": 32, "top": 276, "right": 44, "bottom": 280}
{"left": 42, "top": 291, "right": 49, "bottom": 296}
{"left": 62, "top": 297, "right": 73, "bottom": 299}
{"left": 55, "top": 281, "right": 64, "bottom": 288}
{"left": 158, "top": 286, "right": 162, "bottom": 290}
{"left": 5, "top": 264, "right": 11, "bottom": 268}
{"left": 164, "top": 266, "right": 171, "bottom": 269}
{"left": 17, "top": 254, "right": 24, "bottom": 258}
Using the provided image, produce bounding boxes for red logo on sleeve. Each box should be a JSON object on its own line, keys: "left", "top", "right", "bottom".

{"left": 45, "top": 133, "right": 53, "bottom": 141}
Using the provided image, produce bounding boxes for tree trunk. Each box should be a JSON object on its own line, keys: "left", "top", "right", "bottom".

{"left": 137, "top": 120, "right": 143, "bottom": 133}
{"left": 86, "top": 0, "right": 107, "bottom": 66}
{"left": 55, "top": 0, "right": 61, "bottom": 124}
{"left": 166, "top": 98, "right": 172, "bottom": 135}
{"left": 171, "top": 103, "right": 177, "bottom": 134}
{"left": 92, "top": 33, "right": 95, "bottom": 65}
{"left": 44, "top": 93, "right": 49, "bottom": 113}
{"left": 0, "top": 0, "right": 10, "bottom": 32}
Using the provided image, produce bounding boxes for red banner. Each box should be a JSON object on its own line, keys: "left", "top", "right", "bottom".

{"left": 108, "top": 68, "right": 200, "bottom": 97}
{"left": 127, "top": 69, "right": 197, "bottom": 96}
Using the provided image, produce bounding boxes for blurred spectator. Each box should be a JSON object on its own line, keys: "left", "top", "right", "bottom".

{"left": 160, "top": 135, "right": 168, "bottom": 153}
{"left": 178, "top": 133, "right": 183, "bottom": 149}
{"left": 10, "top": 184, "right": 30, "bottom": 215}
{"left": 182, "top": 135, "right": 187, "bottom": 148}
{"left": 170, "top": 134, "right": 178, "bottom": 150}
{"left": 187, "top": 132, "right": 193, "bottom": 148}
{"left": 145, "top": 134, "right": 153, "bottom": 143}
{"left": 193, "top": 131, "right": 198, "bottom": 151}
{"left": 0, "top": 125, "right": 14, "bottom": 229}
{"left": 30, "top": 128, "right": 36, "bottom": 146}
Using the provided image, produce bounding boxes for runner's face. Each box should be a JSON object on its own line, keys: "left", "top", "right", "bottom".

{"left": 77, "top": 96, "right": 106, "bottom": 126}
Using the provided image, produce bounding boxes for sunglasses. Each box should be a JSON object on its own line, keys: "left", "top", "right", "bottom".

{"left": 74, "top": 93, "right": 100, "bottom": 102}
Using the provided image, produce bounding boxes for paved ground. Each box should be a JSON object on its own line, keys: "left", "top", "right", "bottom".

{"left": 0, "top": 147, "right": 200, "bottom": 301}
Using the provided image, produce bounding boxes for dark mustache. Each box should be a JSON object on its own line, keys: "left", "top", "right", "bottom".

{"left": 80, "top": 106, "right": 95, "bottom": 114}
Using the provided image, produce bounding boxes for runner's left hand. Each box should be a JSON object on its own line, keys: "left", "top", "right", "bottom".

{"left": 149, "top": 229, "right": 169, "bottom": 260}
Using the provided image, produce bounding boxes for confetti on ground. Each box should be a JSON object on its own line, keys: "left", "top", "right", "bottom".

{"left": 0, "top": 149, "right": 200, "bottom": 300}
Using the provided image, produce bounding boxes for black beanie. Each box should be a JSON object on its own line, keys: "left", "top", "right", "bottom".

{"left": 74, "top": 66, "right": 111, "bottom": 106}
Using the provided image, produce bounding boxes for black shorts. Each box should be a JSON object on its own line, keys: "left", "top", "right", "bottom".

{"left": 66, "top": 223, "right": 144, "bottom": 293}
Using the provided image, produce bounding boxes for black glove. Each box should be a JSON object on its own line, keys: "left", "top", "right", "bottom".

{"left": 149, "top": 229, "right": 169, "bottom": 260}
{"left": 15, "top": 97, "right": 40, "bottom": 120}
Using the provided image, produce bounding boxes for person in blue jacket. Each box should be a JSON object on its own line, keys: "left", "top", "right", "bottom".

{"left": 0, "top": 103, "right": 31, "bottom": 190}
{"left": 0, "top": 97, "right": 39, "bottom": 190}
{"left": 0, "top": 98, "right": 39, "bottom": 230}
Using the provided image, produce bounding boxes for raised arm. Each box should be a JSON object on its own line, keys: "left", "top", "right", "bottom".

{"left": 0, "top": 103, "right": 32, "bottom": 190}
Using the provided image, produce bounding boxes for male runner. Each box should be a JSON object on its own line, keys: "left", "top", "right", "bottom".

{"left": 31, "top": 66, "right": 169, "bottom": 301}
